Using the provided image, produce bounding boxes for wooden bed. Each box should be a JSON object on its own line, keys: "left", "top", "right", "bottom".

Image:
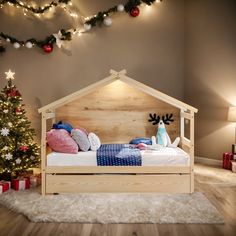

{"left": 38, "top": 69, "right": 198, "bottom": 195}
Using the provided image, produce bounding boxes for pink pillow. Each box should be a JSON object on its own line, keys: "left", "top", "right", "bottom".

{"left": 46, "top": 129, "right": 78, "bottom": 154}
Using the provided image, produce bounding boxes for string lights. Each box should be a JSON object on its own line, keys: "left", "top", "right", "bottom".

{"left": 0, "top": 0, "right": 162, "bottom": 54}
{"left": 0, "top": 0, "right": 71, "bottom": 15}
{"left": 0, "top": 70, "right": 40, "bottom": 175}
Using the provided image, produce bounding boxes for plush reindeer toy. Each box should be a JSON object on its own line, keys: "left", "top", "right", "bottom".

{"left": 148, "top": 113, "right": 180, "bottom": 148}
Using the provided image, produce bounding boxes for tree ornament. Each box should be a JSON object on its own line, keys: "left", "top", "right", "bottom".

{"left": 5, "top": 153, "right": 13, "bottom": 160}
{"left": 7, "top": 88, "right": 21, "bottom": 97}
{"left": 103, "top": 17, "right": 112, "bottom": 26}
{"left": 5, "top": 70, "right": 15, "bottom": 80}
{"left": 53, "top": 31, "right": 64, "bottom": 48}
{"left": 0, "top": 127, "right": 9, "bottom": 136}
{"left": 84, "top": 23, "right": 92, "bottom": 31}
{"left": 13, "top": 42, "right": 21, "bottom": 49}
{"left": 0, "top": 70, "right": 40, "bottom": 176}
{"left": 19, "top": 145, "right": 29, "bottom": 152}
{"left": 15, "top": 107, "right": 22, "bottom": 114}
{"left": 130, "top": 7, "right": 140, "bottom": 17}
{"left": 3, "top": 146, "right": 8, "bottom": 151}
{"left": 43, "top": 43, "right": 53, "bottom": 53}
{"left": 25, "top": 41, "right": 33, "bottom": 49}
{"left": 117, "top": 4, "right": 124, "bottom": 12}
{"left": 15, "top": 158, "right": 21, "bottom": 164}
{"left": 6, "top": 38, "right": 10, "bottom": 42}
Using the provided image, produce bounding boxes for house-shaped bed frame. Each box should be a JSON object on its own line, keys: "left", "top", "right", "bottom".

{"left": 38, "top": 69, "right": 198, "bottom": 195}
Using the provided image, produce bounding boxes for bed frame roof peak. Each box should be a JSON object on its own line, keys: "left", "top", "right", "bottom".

{"left": 38, "top": 69, "right": 198, "bottom": 114}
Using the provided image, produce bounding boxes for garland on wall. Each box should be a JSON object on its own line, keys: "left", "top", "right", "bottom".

{"left": 0, "top": 0, "right": 162, "bottom": 54}
{"left": 0, "top": 0, "right": 71, "bottom": 14}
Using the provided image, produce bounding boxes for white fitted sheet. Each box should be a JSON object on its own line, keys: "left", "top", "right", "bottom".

{"left": 47, "top": 147, "right": 190, "bottom": 166}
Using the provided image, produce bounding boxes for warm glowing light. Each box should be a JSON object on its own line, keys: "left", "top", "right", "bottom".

{"left": 228, "top": 107, "right": 236, "bottom": 122}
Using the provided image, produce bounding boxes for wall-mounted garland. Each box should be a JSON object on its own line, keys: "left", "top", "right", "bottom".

{"left": 0, "top": 0, "right": 71, "bottom": 14}
{"left": 0, "top": 0, "right": 162, "bottom": 54}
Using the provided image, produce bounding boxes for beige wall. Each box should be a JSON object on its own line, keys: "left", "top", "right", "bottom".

{"left": 0, "top": 0, "right": 185, "bottom": 142}
{"left": 1, "top": 0, "right": 235, "bottom": 160}
{"left": 185, "top": 0, "right": 236, "bottom": 160}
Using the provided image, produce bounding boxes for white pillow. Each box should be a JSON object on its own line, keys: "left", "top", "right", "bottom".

{"left": 88, "top": 132, "right": 101, "bottom": 151}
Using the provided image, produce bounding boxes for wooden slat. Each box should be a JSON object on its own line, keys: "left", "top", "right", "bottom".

{"left": 189, "top": 112, "right": 195, "bottom": 193}
{"left": 181, "top": 137, "right": 191, "bottom": 147}
{"left": 41, "top": 113, "right": 47, "bottom": 196}
{"left": 180, "top": 112, "right": 193, "bottom": 120}
{"left": 180, "top": 109, "right": 185, "bottom": 138}
{"left": 46, "top": 174, "right": 191, "bottom": 194}
{"left": 45, "top": 166, "right": 190, "bottom": 174}
{"left": 44, "top": 112, "right": 55, "bottom": 120}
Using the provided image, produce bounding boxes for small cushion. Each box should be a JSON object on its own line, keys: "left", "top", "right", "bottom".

{"left": 129, "top": 137, "right": 152, "bottom": 145}
{"left": 71, "top": 129, "right": 90, "bottom": 151}
{"left": 136, "top": 143, "right": 148, "bottom": 150}
{"left": 46, "top": 129, "right": 78, "bottom": 154}
{"left": 88, "top": 132, "right": 101, "bottom": 151}
{"left": 53, "top": 121, "right": 73, "bottom": 133}
{"left": 75, "top": 126, "right": 89, "bottom": 135}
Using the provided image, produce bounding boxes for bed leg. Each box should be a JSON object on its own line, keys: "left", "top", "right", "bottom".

{"left": 41, "top": 170, "right": 46, "bottom": 196}
{"left": 190, "top": 169, "right": 194, "bottom": 193}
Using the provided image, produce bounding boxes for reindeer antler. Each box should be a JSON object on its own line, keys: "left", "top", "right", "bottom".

{"left": 148, "top": 113, "right": 160, "bottom": 125}
{"left": 162, "top": 113, "right": 174, "bottom": 125}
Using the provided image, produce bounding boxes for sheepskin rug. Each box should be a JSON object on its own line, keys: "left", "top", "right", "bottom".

{"left": 0, "top": 189, "right": 223, "bottom": 224}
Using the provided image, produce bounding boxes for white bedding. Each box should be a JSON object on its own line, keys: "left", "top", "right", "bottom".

{"left": 47, "top": 147, "right": 190, "bottom": 166}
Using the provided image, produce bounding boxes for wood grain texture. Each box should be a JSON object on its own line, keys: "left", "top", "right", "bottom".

{"left": 45, "top": 166, "right": 190, "bottom": 174}
{"left": 46, "top": 174, "right": 190, "bottom": 194}
{"left": 56, "top": 80, "right": 180, "bottom": 143}
{"left": 0, "top": 165, "right": 235, "bottom": 236}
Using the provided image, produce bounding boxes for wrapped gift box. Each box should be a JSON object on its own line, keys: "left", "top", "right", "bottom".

{"left": 12, "top": 178, "right": 30, "bottom": 191}
{"left": 223, "top": 152, "right": 234, "bottom": 170}
{"left": 0, "top": 180, "right": 11, "bottom": 194}
{"left": 30, "top": 175, "right": 41, "bottom": 187}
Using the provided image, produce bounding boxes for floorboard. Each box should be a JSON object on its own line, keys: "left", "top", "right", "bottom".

{"left": 0, "top": 164, "right": 235, "bottom": 236}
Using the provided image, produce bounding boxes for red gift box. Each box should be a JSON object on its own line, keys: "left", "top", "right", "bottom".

{"left": 223, "top": 152, "right": 234, "bottom": 170}
{"left": 0, "top": 180, "right": 11, "bottom": 193}
{"left": 12, "top": 178, "right": 30, "bottom": 191}
{"left": 30, "top": 175, "right": 41, "bottom": 187}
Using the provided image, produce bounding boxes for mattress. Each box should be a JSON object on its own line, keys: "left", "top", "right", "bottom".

{"left": 47, "top": 147, "right": 190, "bottom": 166}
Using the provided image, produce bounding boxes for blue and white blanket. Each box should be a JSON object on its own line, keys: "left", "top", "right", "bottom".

{"left": 97, "top": 144, "right": 141, "bottom": 166}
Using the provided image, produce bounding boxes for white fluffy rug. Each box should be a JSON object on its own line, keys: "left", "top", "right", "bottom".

{"left": 0, "top": 189, "right": 223, "bottom": 224}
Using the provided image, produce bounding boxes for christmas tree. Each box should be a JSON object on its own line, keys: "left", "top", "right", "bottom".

{"left": 0, "top": 70, "right": 40, "bottom": 177}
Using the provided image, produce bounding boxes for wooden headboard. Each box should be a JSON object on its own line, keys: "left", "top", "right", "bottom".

{"left": 56, "top": 80, "right": 179, "bottom": 143}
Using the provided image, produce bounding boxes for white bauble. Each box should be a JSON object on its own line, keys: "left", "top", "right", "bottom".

{"left": 117, "top": 4, "right": 124, "bottom": 12}
{"left": 103, "top": 17, "right": 112, "bottom": 26}
{"left": 13, "top": 42, "right": 20, "bottom": 49}
{"left": 6, "top": 38, "right": 10, "bottom": 42}
{"left": 84, "top": 23, "right": 91, "bottom": 31}
{"left": 25, "top": 41, "right": 33, "bottom": 49}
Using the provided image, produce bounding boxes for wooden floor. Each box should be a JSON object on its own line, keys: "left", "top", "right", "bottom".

{"left": 0, "top": 164, "right": 236, "bottom": 236}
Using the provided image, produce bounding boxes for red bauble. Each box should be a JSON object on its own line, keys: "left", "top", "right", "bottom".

{"left": 6, "top": 88, "right": 21, "bottom": 97}
{"left": 15, "top": 107, "right": 22, "bottom": 114}
{"left": 130, "top": 7, "right": 140, "bottom": 17}
{"left": 19, "top": 146, "right": 29, "bottom": 152}
{"left": 43, "top": 44, "right": 53, "bottom": 53}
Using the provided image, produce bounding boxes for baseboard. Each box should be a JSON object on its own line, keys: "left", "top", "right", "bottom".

{"left": 195, "top": 156, "right": 221, "bottom": 167}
